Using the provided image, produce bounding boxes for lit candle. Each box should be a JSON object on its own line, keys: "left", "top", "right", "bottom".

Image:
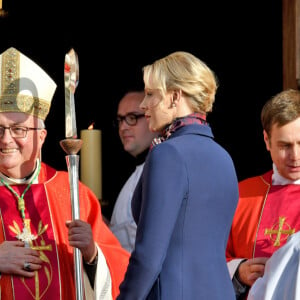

{"left": 80, "top": 124, "right": 102, "bottom": 199}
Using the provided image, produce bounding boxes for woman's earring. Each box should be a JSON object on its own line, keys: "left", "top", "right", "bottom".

{"left": 171, "top": 101, "right": 176, "bottom": 108}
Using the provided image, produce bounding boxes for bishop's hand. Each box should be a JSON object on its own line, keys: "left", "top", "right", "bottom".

{"left": 0, "top": 240, "right": 42, "bottom": 277}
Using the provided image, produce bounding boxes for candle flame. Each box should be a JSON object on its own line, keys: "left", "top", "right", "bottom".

{"left": 88, "top": 123, "right": 94, "bottom": 130}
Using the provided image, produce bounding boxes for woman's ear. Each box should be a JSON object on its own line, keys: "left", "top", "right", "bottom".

{"left": 173, "top": 90, "right": 181, "bottom": 102}
{"left": 170, "top": 90, "right": 181, "bottom": 108}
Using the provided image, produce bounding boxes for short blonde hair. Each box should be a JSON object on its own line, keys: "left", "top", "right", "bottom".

{"left": 143, "top": 51, "right": 218, "bottom": 113}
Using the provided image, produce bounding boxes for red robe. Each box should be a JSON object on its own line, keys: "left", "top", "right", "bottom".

{"left": 0, "top": 162, "right": 130, "bottom": 299}
{"left": 226, "top": 170, "right": 300, "bottom": 260}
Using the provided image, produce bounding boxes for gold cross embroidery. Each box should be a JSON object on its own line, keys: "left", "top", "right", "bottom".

{"left": 9, "top": 219, "right": 53, "bottom": 300}
{"left": 264, "top": 216, "right": 295, "bottom": 246}
{"left": 16, "top": 219, "right": 37, "bottom": 248}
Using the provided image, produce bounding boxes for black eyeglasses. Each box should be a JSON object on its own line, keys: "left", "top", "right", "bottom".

{"left": 0, "top": 126, "right": 43, "bottom": 139}
{"left": 114, "top": 113, "right": 145, "bottom": 127}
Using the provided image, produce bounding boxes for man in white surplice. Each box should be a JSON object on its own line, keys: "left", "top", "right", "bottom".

{"left": 109, "top": 91, "right": 158, "bottom": 252}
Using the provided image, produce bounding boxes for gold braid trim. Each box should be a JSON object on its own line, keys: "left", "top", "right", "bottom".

{"left": 0, "top": 47, "right": 49, "bottom": 120}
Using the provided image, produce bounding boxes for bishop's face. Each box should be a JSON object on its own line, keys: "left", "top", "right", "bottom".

{"left": 0, "top": 112, "right": 46, "bottom": 179}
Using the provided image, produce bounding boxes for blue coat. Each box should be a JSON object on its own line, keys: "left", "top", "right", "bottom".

{"left": 117, "top": 123, "right": 239, "bottom": 300}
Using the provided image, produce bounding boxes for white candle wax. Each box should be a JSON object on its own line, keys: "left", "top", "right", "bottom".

{"left": 80, "top": 129, "right": 102, "bottom": 199}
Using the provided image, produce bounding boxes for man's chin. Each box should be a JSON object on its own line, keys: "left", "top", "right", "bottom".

{"left": 286, "top": 170, "right": 300, "bottom": 181}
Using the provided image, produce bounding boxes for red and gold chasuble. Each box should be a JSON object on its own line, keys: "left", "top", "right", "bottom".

{"left": 0, "top": 162, "right": 130, "bottom": 300}
{"left": 0, "top": 184, "right": 61, "bottom": 299}
{"left": 254, "top": 184, "right": 300, "bottom": 257}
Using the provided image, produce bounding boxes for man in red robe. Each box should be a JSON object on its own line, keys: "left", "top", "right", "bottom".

{"left": 226, "top": 89, "right": 300, "bottom": 299}
{"left": 0, "top": 47, "right": 130, "bottom": 299}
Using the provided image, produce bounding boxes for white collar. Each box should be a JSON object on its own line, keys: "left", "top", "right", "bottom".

{"left": 0, "top": 159, "right": 40, "bottom": 185}
{"left": 272, "top": 163, "right": 300, "bottom": 185}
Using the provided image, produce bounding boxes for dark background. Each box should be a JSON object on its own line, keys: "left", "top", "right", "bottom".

{"left": 0, "top": 1, "right": 282, "bottom": 218}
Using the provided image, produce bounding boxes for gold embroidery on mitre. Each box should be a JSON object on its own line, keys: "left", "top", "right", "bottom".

{"left": 264, "top": 216, "right": 295, "bottom": 247}
{"left": 0, "top": 47, "right": 50, "bottom": 120}
{"left": 1, "top": 47, "right": 19, "bottom": 96}
{"left": 0, "top": 94, "right": 50, "bottom": 118}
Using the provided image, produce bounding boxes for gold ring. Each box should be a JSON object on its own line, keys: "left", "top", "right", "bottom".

{"left": 24, "top": 262, "right": 31, "bottom": 271}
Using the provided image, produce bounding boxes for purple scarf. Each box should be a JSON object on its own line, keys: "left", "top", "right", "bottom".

{"left": 151, "top": 113, "right": 207, "bottom": 148}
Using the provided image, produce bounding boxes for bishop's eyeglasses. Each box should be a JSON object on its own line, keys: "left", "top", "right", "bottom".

{"left": 114, "top": 113, "right": 145, "bottom": 127}
{"left": 0, "top": 126, "right": 43, "bottom": 139}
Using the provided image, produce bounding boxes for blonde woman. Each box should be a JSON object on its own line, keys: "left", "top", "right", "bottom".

{"left": 117, "top": 51, "right": 239, "bottom": 300}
